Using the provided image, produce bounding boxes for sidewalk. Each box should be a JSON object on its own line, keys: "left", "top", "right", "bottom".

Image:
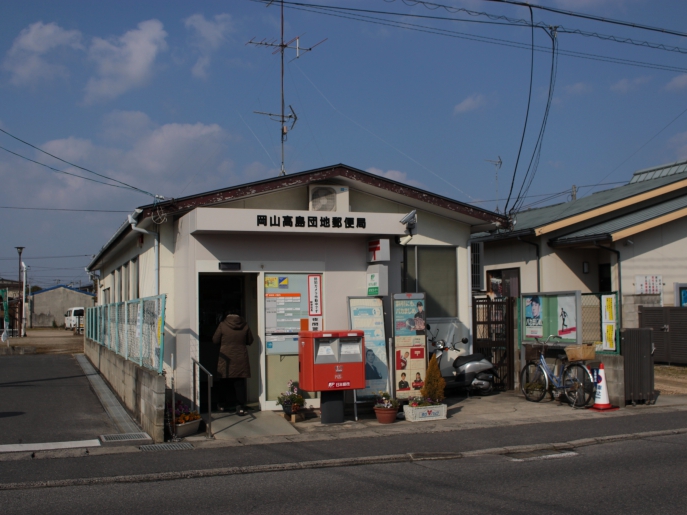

{"left": 187, "top": 390, "right": 687, "bottom": 449}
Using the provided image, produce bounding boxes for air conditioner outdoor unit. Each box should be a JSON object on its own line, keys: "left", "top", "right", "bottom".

{"left": 309, "top": 185, "right": 349, "bottom": 212}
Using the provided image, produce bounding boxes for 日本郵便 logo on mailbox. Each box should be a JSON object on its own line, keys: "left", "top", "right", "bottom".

{"left": 327, "top": 381, "right": 351, "bottom": 388}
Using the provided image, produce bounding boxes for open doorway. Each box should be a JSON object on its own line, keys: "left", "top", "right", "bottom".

{"left": 198, "top": 273, "right": 259, "bottom": 412}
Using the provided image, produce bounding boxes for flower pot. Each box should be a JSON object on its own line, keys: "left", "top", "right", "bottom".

{"left": 174, "top": 418, "right": 202, "bottom": 437}
{"left": 403, "top": 404, "right": 447, "bottom": 422}
{"left": 374, "top": 407, "right": 398, "bottom": 424}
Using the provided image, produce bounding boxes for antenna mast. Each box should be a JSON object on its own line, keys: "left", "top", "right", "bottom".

{"left": 248, "top": 0, "right": 326, "bottom": 176}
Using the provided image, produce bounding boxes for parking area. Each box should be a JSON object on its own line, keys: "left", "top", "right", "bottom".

{"left": 0, "top": 354, "right": 117, "bottom": 446}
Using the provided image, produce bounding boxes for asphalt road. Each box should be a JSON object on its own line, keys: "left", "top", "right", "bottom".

{"left": 1, "top": 428, "right": 685, "bottom": 514}
{"left": 0, "top": 355, "right": 116, "bottom": 445}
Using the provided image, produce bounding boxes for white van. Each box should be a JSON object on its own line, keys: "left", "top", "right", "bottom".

{"left": 65, "top": 307, "right": 85, "bottom": 330}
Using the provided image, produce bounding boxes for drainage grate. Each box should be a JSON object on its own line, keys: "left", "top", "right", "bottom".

{"left": 101, "top": 433, "right": 150, "bottom": 442}
{"left": 140, "top": 443, "right": 194, "bottom": 452}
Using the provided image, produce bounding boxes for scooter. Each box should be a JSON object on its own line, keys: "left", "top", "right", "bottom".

{"left": 427, "top": 329, "right": 498, "bottom": 395}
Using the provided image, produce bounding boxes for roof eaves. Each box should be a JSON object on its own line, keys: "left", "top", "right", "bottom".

{"left": 470, "top": 228, "right": 535, "bottom": 243}
{"left": 549, "top": 234, "right": 612, "bottom": 248}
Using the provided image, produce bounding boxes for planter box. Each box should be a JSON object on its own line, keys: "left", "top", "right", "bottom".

{"left": 174, "top": 418, "right": 202, "bottom": 438}
{"left": 403, "top": 404, "right": 447, "bottom": 422}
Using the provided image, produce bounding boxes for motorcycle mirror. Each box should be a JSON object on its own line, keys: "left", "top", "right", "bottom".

{"left": 426, "top": 324, "right": 431, "bottom": 331}
{"left": 461, "top": 337, "right": 468, "bottom": 344}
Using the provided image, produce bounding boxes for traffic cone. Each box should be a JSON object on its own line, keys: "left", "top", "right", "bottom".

{"left": 590, "top": 363, "right": 619, "bottom": 412}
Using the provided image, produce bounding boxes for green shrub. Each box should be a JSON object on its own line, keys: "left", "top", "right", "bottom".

{"left": 421, "top": 354, "right": 446, "bottom": 402}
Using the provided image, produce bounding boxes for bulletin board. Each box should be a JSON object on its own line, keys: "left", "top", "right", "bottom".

{"left": 348, "top": 297, "right": 388, "bottom": 399}
{"left": 393, "top": 293, "right": 428, "bottom": 399}
{"left": 520, "top": 291, "right": 582, "bottom": 345}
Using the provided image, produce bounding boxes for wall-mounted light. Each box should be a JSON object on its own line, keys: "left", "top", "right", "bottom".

{"left": 583, "top": 261, "right": 589, "bottom": 274}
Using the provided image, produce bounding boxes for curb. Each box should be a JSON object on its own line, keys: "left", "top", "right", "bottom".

{"left": 1, "top": 427, "right": 686, "bottom": 491}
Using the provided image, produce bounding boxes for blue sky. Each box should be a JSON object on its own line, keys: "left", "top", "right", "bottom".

{"left": 1, "top": 0, "right": 687, "bottom": 287}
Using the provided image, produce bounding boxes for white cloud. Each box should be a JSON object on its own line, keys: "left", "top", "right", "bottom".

{"left": 2, "top": 22, "right": 82, "bottom": 85}
{"left": 564, "top": 82, "right": 592, "bottom": 95}
{"left": 101, "top": 110, "right": 154, "bottom": 144}
{"left": 367, "top": 167, "right": 424, "bottom": 188}
{"left": 666, "top": 74, "right": 687, "bottom": 92}
{"left": 84, "top": 20, "right": 167, "bottom": 103}
{"left": 184, "top": 13, "right": 233, "bottom": 79}
{"left": 611, "top": 76, "right": 651, "bottom": 93}
{"left": 669, "top": 131, "right": 687, "bottom": 160}
{"left": 454, "top": 93, "right": 486, "bottom": 114}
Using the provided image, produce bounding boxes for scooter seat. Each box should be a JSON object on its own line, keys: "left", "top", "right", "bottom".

{"left": 452, "top": 353, "right": 486, "bottom": 369}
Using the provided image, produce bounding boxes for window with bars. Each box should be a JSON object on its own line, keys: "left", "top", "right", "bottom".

{"left": 471, "top": 243, "right": 484, "bottom": 291}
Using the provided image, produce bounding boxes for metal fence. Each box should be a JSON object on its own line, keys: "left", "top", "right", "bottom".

{"left": 581, "top": 292, "right": 620, "bottom": 355}
{"left": 87, "top": 294, "right": 167, "bottom": 374}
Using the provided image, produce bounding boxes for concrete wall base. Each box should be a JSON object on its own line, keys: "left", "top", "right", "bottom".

{"left": 589, "top": 354, "right": 625, "bottom": 408}
{"left": 84, "top": 338, "right": 166, "bottom": 442}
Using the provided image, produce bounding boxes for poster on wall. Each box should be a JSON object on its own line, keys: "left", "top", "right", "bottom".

{"left": 349, "top": 297, "right": 388, "bottom": 399}
{"left": 557, "top": 295, "right": 577, "bottom": 339}
{"left": 635, "top": 275, "right": 662, "bottom": 295}
{"left": 680, "top": 287, "right": 687, "bottom": 308}
{"left": 601, "top": 294, "right": 617, "bottom": 351}
{"left": 393, "top": 293, "right": 428, "bottom": 399}
{"left": 524, "top": 295, "right": 543, "bottom": 338}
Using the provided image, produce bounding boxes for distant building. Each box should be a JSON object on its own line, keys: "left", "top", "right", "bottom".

{"left": 29, "top": 285, "right": 95, "bottom": 328}
{"left": 0, "top": 278, "right": 21, "bottom": 299}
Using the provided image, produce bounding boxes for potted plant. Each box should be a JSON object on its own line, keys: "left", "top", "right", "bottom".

{"left": 276, "top": 380, "right": 305, "bottom": 415}
{"left": 170, "top": 400, "right": 202, "bottom": 437}
{"left": 373, "top": 391, "right": 400, "bottom": 424}
{"left": 403, "top": 355, "right": 448, "bottom": 422}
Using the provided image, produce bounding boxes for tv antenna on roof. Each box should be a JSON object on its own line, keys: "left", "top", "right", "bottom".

{"left": 485, "top": 156, "right": 503, "bottom": 213}
{"left": 247, "top": 0, "right": 327, "bottom": 176}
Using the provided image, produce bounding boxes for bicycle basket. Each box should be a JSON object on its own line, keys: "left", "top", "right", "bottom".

{"left": 564, "top": 343, "right": 595, "bottom": 362}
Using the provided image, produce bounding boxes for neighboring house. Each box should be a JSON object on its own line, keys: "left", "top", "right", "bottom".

{"left": 472, "top": 159, "right": 687, "bottom": 328}
{"left": 0, "top": 278, "right": 21, "bottom": 300}
{"left": 29, "top": 285, "right": 95, "bottom": 328}
{"left": 86, "top": 164, "right": 506, "bottom": 410}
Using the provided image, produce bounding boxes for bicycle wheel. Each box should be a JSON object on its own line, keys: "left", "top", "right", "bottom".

{"left": 520, "top": 362, "right": 548, "bottom": 402}
{"left": 562, "top": 363, "right": 595, "bottom": 408}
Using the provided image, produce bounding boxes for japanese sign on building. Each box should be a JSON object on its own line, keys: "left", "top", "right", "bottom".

{"left": 635, "top": 275, "right": 663, "bottom": 295}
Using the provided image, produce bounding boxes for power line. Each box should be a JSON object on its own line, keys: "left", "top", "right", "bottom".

{"left": 0, "top": 127, "right": 155, "bottom": 197}
{"left": 470, "top": 181, "right": 626, "bottom": 204}
{"left": 0, "top": 205, "right": 129, "bottom": 213}
{"left": 481, "top": 0, "right": 687, "bottom": 39}
{"left": 0, "top": 145, "right": 140, "bottom": 192}
{"left": 0, "top": 254, "right": 93, "bottom": 261}
{"left": 260, "top": 1, "right": 687, "bottom": 74}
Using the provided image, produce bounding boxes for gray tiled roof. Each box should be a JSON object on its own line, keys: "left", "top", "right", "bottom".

{"left": 553, "top": 194, "right": 687, "bottom": 243}
{"left": 508, "top": 159, "right": 687, "bottom": 232}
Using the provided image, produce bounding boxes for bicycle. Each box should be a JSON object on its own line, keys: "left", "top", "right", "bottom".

{"left": 520, "top": 335, "right": 596, "bottom": 408}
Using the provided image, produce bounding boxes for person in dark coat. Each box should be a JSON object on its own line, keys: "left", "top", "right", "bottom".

{"left": 212, "top": 309, "right": 254, "bottom": 416}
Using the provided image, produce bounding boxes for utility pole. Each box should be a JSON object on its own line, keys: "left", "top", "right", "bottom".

{"left": 485, "top": 157, "right": 503, "bottom": 213}
{"left": 571, "top": 184, "right": 577, "bottom": 201}
{"left": 21, "top": 262, "right": 27, "bottom": 337}
{"left": 15, "top": 247, "right": 23, "bottom": 337}
{"left": 247, "top": 0, "right": 326, "bottom": 176}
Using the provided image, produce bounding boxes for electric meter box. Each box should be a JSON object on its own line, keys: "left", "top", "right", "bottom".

{"left": 298, "top": 330, "right": 366, "bottom": 391}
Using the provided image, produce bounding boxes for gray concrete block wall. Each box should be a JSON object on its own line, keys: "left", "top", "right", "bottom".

{"left": 589, "top": 354, "right": 625, "bottom": 408}
{"left": 622, "top": 294, "right": 661, "bottom": 329}
{"left": 84, "top": 338, "right": 165, "bottom": 442}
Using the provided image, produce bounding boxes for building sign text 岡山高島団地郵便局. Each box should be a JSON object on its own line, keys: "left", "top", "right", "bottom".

{"left": 257, "top": 215, "right": 366, "bottom": 229}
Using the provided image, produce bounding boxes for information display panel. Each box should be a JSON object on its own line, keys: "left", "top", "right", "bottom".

{"left": 393, "top": 293, "right": 428, "bottom": 400}
{"left": 348, "top": 297, "right": 388, "bottom": 399}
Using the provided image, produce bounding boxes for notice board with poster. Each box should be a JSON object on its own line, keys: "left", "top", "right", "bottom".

{"left": 348, "top": 297, "right": 388, "bottom": 399}
{"left": 393, "top": 293, "right": 428, "bottom": 399}
{"left": 521, "top": 291, "right": 582, "bottom": 345}
{"left": 264, "top": 273, "right": 323, "bottom": 355}
{"left": 601, "top": 294, "right": 617, "bottom": 351}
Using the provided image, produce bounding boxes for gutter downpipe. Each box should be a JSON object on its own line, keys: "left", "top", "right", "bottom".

{"left": 128, "top": 211, "right": 159, "bottom": 296}
{"left": 467, "top": 243, "right": 473, "bottom": 350}
{"left": 597, "top": 243, "right": 622, "bottom": 329}
{"left": 518, "top": 237, "right": 540, "bottom": 291}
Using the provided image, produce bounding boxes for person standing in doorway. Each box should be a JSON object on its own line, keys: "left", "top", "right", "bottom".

{"left": 213, "top": 309, "right": 254, "bottom": 416}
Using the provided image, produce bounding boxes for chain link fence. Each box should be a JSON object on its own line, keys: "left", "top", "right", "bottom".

{"left": 87, "top": 294, "right": 166, "bottom": 373}
{"left": 581, "top": 292, "right": 620, "bottom": 355}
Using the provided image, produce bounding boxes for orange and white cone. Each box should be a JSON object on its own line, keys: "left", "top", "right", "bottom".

{"left": 590, "top": 363, "right": 619, "bottom": 412}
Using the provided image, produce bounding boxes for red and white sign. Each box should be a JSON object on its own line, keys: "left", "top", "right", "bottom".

{"left": 367, "top": 239, "right": 390, "bottom": 262}
{"left": 308, "top": 275, "right": 322, "bottom": 316}
{"left": 327, "top": 381, "right": 351, "bottom": 389}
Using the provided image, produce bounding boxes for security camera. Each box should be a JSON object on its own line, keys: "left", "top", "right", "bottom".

{"left": 400, "top": 210, "right": 417, "bottom": 225}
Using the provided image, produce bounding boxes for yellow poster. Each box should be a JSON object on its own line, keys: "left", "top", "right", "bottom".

{"left": 265, "top": 276, "right": 278, "bottom": 289}
{"left": 603, "top": 322, "right": 616, "bottom": 351}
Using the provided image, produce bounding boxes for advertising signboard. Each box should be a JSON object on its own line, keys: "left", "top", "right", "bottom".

{"left": 348, "top": 297, "right": 388, "bottom": 398}
{"left": 393, "top": 293, "right": 428, "bottom": 399}
{"left": 521, "top": 291, "right": 581, "bottom": 345}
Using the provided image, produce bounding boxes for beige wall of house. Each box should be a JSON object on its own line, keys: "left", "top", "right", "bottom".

{"left": 617, "top": 215, "right": 687, "bottom": 308}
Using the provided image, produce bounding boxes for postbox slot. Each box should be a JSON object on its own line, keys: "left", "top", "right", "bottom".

{"left": 314, "top": 338, "right": 339, "bottom": 364}
{"left": 338, "top": 337, "right": 363, "bottom": 363}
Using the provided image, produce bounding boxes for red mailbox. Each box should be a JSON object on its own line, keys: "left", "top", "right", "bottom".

{"left": 298, "top": 330, "right": 366, "bottom": 391}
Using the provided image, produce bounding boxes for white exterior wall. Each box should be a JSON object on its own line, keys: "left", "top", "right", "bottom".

{"left": 618, "top": 216, "right": 687, "bottom": 307}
